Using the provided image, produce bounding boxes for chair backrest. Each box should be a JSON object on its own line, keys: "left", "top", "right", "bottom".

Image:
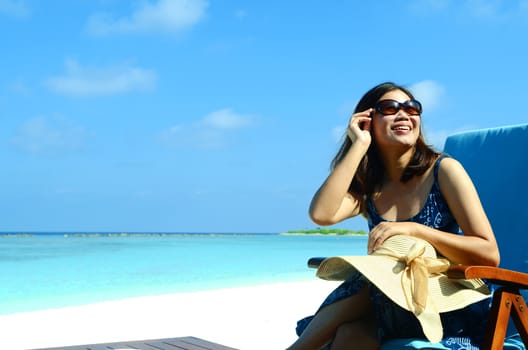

{"left": 443, "top": 123, "right": 528, "bottom": 272}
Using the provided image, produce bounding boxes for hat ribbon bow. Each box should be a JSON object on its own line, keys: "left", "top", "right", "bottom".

{"left": 377, "top": 240, "right": 450, "bottom": 315}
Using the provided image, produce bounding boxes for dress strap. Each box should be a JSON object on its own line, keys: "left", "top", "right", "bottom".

{"left": 433, "top": 156, "right": 445, "bottom": 183}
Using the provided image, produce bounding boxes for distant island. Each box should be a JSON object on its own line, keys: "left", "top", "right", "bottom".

{"left": 281, "top": 228, "right": 367, "bottom": 236}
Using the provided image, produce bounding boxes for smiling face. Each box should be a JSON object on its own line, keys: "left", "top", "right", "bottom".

{"left": 371, "top": 89, "right": 422, "bottom": 150}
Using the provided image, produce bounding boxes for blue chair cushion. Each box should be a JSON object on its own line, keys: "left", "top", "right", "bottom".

{"left": 382, "top": 334, "right": 525, "bottom": 349}
{"left": 382, "top": 123, "right": 528, "bottom": 349}
{"left": 443, "top": 123, "right": 528, "bottom": 273}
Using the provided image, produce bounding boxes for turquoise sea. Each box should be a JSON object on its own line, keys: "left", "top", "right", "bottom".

{"left": 0, "top": 233, "right": 367, "bottom": 315}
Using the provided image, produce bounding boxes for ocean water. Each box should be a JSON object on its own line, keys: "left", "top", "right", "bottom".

{"left": 0, "top": 233, "right": 367, "bottom": 315}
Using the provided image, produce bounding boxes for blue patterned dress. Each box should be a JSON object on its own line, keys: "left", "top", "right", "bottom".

{"left": 296, "top": 157, "right": 502, "bottom": 349}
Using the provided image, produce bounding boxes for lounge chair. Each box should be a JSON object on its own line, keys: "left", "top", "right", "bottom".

{"left": 308, "top": 123, "right": 528, "bottom": 349}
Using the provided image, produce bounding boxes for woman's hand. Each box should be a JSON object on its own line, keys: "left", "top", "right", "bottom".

{"left": 347, "top": 108, "right": 373, "bottom": 147}
{"left": 367, "top": 221, "right": 418, "bottom": 254}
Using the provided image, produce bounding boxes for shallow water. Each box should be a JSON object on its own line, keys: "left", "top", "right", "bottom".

{"left": 0, "top": 233, "right": 367, "bottom": 315}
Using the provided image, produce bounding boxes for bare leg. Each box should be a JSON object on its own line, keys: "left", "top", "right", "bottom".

{"left": 286, "top": 285, "right": 372, "bottom": 350}
{"left": 329, "top": 313, "right": 379, "bottom": 350}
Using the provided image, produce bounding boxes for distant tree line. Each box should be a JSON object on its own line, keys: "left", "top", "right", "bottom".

{"left": 282, "top": 228, "right": 367, "bottom": 235}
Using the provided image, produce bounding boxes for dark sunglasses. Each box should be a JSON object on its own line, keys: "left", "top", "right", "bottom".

{"left": 374, "top": 99, "right": 422, "bottom": 116}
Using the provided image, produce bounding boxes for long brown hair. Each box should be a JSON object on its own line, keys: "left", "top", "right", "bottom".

{"left": 331, "top": 82, "right": 439, "bottom": 201}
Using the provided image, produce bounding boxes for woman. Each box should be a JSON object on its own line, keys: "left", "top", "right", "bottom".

{"left": 286, "top": 82, "right": 500, "bottom": 350}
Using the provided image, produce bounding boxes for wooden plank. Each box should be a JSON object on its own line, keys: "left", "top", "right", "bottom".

{"left": 31, "top": 336, "right": 238, "bottom": 350}
{"left": 176, "top": 337, "right": 239, "bottom": 350}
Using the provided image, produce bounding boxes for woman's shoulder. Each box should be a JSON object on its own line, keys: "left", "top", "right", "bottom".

{"left": 437, "top": 156, "right": 466, "bottom": 176}
{"left": 436, "top": 156, "right": 474, "bottom": 190}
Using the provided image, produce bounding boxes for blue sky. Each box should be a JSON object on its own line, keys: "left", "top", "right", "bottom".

{"left": 1, "top": 0, "right": 527, "bottom": 233}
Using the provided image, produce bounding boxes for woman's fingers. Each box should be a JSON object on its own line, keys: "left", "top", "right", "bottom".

{"left": 347, "top": 108, "right": 373, "bottom": 143}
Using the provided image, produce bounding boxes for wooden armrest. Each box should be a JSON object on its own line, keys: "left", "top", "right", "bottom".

{"left": 447, "top": 265, "right": 528, "bottom": 289}
{"left": 308, "top": 259, "right": 528, "bottom": 289}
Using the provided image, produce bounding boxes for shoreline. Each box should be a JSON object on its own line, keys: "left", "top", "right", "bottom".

{"left": 280, "top": 232, "right": 366, "bottom": 236}
{"left": 280, "top": 229, "right": 367, "bottom": 236}
{"left": 0, "top": 279, "right": 340, "bottom": 350}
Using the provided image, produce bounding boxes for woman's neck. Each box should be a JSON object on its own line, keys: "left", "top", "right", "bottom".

{"left": 379, "top": 147, "right": 415, "bottom": 183}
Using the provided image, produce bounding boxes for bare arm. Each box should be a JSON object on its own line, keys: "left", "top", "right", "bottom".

{"left": 433, "top": 157, "right": 499, "bottom": 266}
{"left": 368, "top": 158, "right": 499, "bottom": 266}
{"left": 309, "top": 109, "right": 372, "bottom": 226}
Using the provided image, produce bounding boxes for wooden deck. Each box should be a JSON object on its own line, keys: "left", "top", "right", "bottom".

{"left": 31, "top": 336, "right": 238, "bottom": 350}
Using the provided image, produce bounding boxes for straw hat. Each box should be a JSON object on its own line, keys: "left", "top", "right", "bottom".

{"left": 316, "top": 235, "right": 491, "bottom": 343}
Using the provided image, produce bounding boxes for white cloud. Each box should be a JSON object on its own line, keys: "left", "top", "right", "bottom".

{"left": 465, "top": 0, "right": 502, "bottom": 18}
{"left": 423, "top": 128, "right": 451, "bottom": 150}
{"left": 86, "top": 0, "right": 208, "bottom": 36}
{"left": 409, "top": 80, "right": 446, "bottom": 112}
{"left": 0, "top": 0, "right": 29, "bottom": 18}
{"left": 200, "top": 109, "right": 253, "bottom": 129}
{"left": 332, "top": 125, "right": 346, "bottom": 144}
{"left": 45, "top": 59, "right": 157, "bottom": 97}
{"left": 10, "top": 116, "right": 89, "bottom": 155}
{"left": 9, "top": 78, "right": 31, "bottom": 94}
{"left": 465, "top": 0, "right": 528, "bottom": 19}
{"left": 522, "top": 0, "right": 528, "bottom": 12}
{"left": 234, "top": 9, "right": 248, "bottom": 19}
{"left": 424, "top": 125, "right": 478, "bottom": 150}
{"left": 409, "top": 0, "right": 528, "bottom": 19}
{"left": 408, "top": 0, "right": 450, "bottom": 14}
{"left": 160, "top": 108, "right": 255, "bottom": 149}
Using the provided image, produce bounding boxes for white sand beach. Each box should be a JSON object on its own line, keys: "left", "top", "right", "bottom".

{"left": 0, "top": 279, "right": 340, "bottom": 350}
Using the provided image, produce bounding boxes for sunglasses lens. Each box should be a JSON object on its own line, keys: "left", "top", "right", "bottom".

{"left": 375, "top": 99, "right": 422, "bottom": 116}
{"left": 376, "top": 100, "right": 399, "bottom": 115}
{"left": 404, "top": 100, "right": 422, "bottom": 115}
